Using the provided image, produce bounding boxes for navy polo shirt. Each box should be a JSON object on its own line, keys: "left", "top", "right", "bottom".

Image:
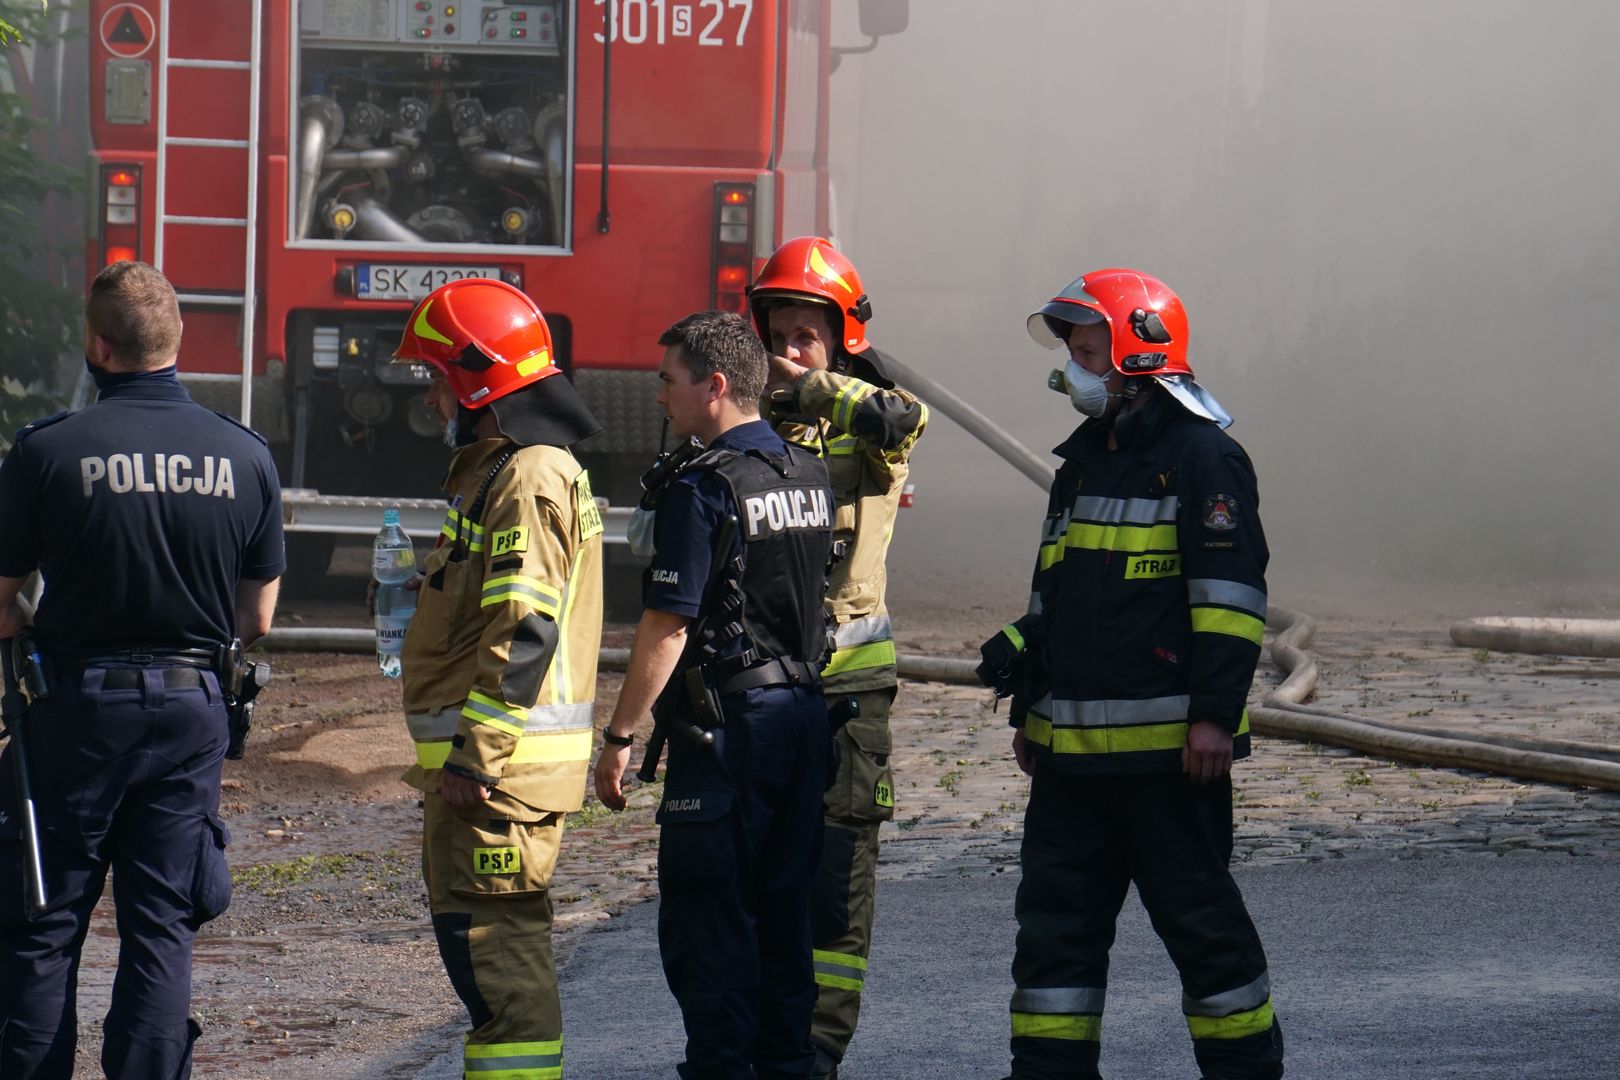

{"left": 644, "top": 419, "right": 785, "bottom": 619}
{"left": 0, "top": 369, "right": 285, "bottom": 656}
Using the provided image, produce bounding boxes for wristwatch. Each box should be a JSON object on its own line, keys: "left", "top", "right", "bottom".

{"left": 601, "top": 728, "right": 634, "bottom": 747}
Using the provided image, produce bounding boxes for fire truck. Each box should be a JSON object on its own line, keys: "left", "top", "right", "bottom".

{"left": 83, "top": 0, "right": 907, "bottom": 581}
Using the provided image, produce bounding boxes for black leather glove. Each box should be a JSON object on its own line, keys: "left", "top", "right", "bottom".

{"left": 976, "top": 616, "right": 1039, "bottom": 696}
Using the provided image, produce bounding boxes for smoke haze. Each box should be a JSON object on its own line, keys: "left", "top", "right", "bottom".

{"left": 828, "top": 1, "right": 1620, "bottom": 618}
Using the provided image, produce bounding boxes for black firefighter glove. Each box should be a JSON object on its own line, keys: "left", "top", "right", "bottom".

{"left": 975, "top": 615, "right": 1042, "bottom": 699}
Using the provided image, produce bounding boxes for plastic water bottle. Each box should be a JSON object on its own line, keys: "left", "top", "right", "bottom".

{"left": 373, "top": 509, "right": 417, "bottom": 679}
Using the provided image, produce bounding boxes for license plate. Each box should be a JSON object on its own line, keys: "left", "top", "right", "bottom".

{"left": 356, "top": 264, "right": 501, "bottom": 301}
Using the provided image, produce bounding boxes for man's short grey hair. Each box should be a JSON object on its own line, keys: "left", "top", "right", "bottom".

{"left": 658, "top": 310, "right": 767, "bottom": 407}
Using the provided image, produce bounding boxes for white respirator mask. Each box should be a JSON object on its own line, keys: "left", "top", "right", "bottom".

{"left": 1049, "top": 360, "right": 1117, "bottom": 418}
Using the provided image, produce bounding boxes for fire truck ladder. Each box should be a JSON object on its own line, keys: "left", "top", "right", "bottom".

{"left": 153, "top": 0, "right": 264, "bottom": 426}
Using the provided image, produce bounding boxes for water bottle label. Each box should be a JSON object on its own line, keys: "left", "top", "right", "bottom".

{"left": 376, "top": 616, "right": 411, "bottom": 654}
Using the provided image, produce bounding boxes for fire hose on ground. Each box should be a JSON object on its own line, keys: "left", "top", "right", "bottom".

{"left": 259, "top": 608, "right": 1620, "bottom": 793}
{"left": 256, "top": 371, "right": 1620, "bottom": 791}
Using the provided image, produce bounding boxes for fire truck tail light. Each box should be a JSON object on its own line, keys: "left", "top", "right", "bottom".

{"left": 711, "top": 182, "right": 755, "bottom": 314}
{"left": 100, "top": 163, "right": 143, "bottom": 266}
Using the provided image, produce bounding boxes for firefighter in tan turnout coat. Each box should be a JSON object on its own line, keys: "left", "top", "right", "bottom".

{"left": 751, "top": 237, "right": 929, "bottom": 1079}
{"left": 392, "top": 278, "right": 604, "bottom": 1080}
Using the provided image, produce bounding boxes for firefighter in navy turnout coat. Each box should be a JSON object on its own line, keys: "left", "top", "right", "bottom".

{"left": 0, "top": 261, "right": 284, "bottom": 1078}
{"left": 749, "top": 238, "right": 928, "bottom": 1080}
{"left": 596, "top": 311, "right": 834, "bottom": 1080}
{"left": 979, "top": 270, "right": 1284, "bottom": 1080}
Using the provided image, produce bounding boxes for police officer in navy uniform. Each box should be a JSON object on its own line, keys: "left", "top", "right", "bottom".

{"left": 595, "top": 311, "right": 833, "bottom": 1080}
{"left": 0, "top": 261, "right": 284, "bottom": 1078}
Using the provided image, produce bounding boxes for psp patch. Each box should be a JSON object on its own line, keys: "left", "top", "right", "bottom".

{"left": 490, "top": 525, "right": 529, "bottom": 556}
{"left": 1201, "top": 494, "right": 1240, "bottom": 533}
{"left": 473, "top": 846, "right": 521, "bottom": 875}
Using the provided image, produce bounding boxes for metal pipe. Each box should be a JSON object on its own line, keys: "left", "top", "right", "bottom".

{"left": 323, "top": 146, "right": 409, "bottom": 171}
{"left": 465, "top": 147, "right": 548, "bottom": 178}
{"left": 295, "top": 98, "right": 342, "bottom": 240}
{"left": 879, "top": 353, "right": 1055, "bottom": 491}
{"left": 351, "top": 198, "right": 427, "bottom": 244}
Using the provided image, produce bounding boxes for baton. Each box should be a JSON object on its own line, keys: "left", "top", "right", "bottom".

{"left": 1, "top": 639, "right": 47, "bottom": 917}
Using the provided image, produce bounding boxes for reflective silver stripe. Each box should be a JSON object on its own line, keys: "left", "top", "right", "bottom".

{"left": 466, "top": 1053, "right": 562, "bottom": 1072}
{"left": 1048, "top": 695, "right": 1190, "bottom": 728}
{"left": 1183, "top": 973, "right": 1271, "bottom": 1017}
{"left": 528, "top": 700, "right": 594, "bottom": 732}
{"left": 1041, "top": 511, "right": 1071, "bottom": 544}
{"left": 408, "top": 701, "right": 593, "bottom": 738}
{"left": 1072, "top": 494, "right": 1179, "bottom": 525}
{"left": 1028, "top": 693, "right": 1053, "bottom": 719}
{"left": 406, "top": 708, "right": 461, "bottom": 742}
{"left": 832, "top": 613, "right": 892, "bottom": 649}
{"left": 1027, "top": 591, "right": 1043, "bottom": 617}
{"left": 1011, "top": 986, "right": 1107, "bottom": 1015}
{"left": 1187, "top": 578, "right": 1268, "bottom": 619}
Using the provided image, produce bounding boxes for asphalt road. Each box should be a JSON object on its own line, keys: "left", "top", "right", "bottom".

{"left": 526, "top": 850, "right": 1620, "bottom": 1080}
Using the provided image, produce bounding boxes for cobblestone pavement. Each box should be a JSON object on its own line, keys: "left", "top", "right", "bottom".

{"left": 155, "top": 609, "right": 1620, "bottom": 1077}
{"left": 549, "top": 633, "right": 1620, "bottom": 946}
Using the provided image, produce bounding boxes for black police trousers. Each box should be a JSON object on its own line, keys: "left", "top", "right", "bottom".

{"left": 0, "top": 663, "right": 232, "bottom": 1079}
{"left": 1010, "top": 767, "right": 1284, "bottom": 1080}
{"left": 657, "top": 684, "right": 828, "bottom": 1080}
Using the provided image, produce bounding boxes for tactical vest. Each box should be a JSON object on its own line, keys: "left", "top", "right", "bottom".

{"left": 683, "top": 444, "right": 834, "bottom": 674}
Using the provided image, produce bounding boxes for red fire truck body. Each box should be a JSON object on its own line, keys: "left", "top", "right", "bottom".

{"left": 84, "top": 0, "right": 864, "bottom": 572}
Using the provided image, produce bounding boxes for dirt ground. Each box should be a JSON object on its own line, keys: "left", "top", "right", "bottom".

{"left": 59, "top": 571, "right": 1620, "bottom": 1078}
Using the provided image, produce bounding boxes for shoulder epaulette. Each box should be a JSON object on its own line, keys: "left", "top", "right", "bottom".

{"left": 210, "top": 409, "right": 270, "bottom": 445}
{"left": 10, "top": 410, "right": 72, "bottom": 445}
{"left": 680, "top": 445, "right": 741, "bottom": 476}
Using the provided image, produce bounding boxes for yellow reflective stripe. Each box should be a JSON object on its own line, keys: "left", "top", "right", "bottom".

{"left": 1190, "top": 607, "right": 1265, "bottom": 645}
{"left": 462, "top": 691, "right": 528, "bottom": 737}
{"left": 890, "top": 401, "right": 928, "bottom": 458}
{"left": 1025, "top": 711, "right": 1250, "bottom": 754}
{"left": 833, "top": 381, "right": 875, "bottom": 431}
{"left": 1011, "top": 1012, "right": 1102, "bottom": 1042}
{"left": 821, "top": 639, "right": 897, "bottom": 678}
{"left": 1002, "top": 623, "right": 1025, "bottom": 652}
{"left": 812, "top": 948, "right": 868, "bottom": 991}
{"left": 813, "top": 948, "right": 868, "bottom": 970}
{"left": 464, "top": 1035, "right": 563, "bottom": 1079}
{"left": 416, "top": 729, "right": 593, "bottom": 769}
{"left": 549, "top": 545, "right": 585, "bottom": 707}
{"left": 481, "top": 574, "right": 562, "bottom": 617}
{"left": 1022, "top": 714, "right": 1190, "bottom": 755}
{"left": 1187, "top": 999, "right": 1274, "bottom": 1040}
{"left": 1041, "top": 521, "right": 1180, "bottom": 570}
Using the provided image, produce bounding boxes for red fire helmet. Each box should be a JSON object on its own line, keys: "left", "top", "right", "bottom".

{"left": 1027, "top": 268, "right": 1192, "bottom": 377}
{"left": 393, "top": 277, "right": 560, "bottom": 408}
{"left": 748, "top": 236, "right": 873, "bottom": 355}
